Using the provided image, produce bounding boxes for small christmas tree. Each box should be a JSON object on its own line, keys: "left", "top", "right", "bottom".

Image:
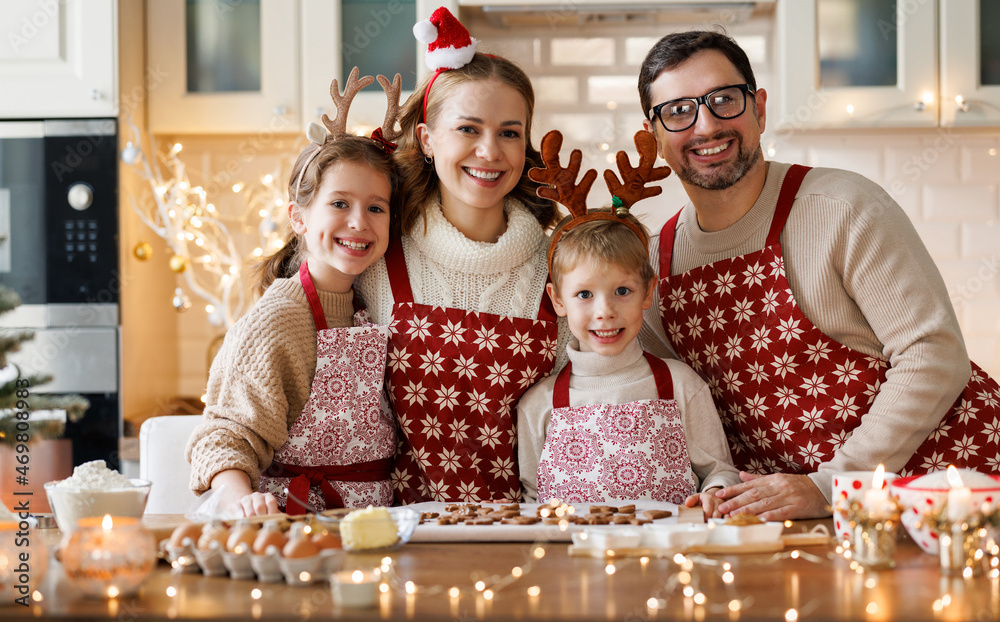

{"left": 0, "top": 285, "right": 88, "bottom": 447}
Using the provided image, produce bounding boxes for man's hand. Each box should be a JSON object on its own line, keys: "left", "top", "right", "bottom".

{"left": 715, "top": 472, "right": 831, "bottom": 521}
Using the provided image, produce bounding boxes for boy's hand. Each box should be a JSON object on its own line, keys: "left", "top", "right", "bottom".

{"left": 684, "top": 486, "right": 724, "bottom": 519}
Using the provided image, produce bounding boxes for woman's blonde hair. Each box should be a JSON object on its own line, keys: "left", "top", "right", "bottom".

{"left": 549, "top": 209, "right": 655, "bottom": 294}
{"left": 394, "top": 53, "right": 556, "bottom": 235}
{"left": 253, "top": 136, "right": 401, "bottom": 297}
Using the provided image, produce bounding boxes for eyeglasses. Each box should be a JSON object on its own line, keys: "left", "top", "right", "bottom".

{"left": 649, "top": 84, "right": 755, "bottom": 132}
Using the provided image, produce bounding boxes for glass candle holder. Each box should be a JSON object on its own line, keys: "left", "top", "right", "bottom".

{"left": 939, "top": 524, "right": 986, "bottom": 577}
{"left": 0, "top": 520, "right": 48, "bottom": 604}
{"left": 851, "top": 522, "right": 897, "bottom": 569}
{"left": 61, "top": 515, "right": 157, "bottom": 598}
{"left": 331, "top": 568, "right": 381, "bottom": 608}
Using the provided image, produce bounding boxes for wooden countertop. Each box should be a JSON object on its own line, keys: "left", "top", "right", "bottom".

{"left": 12, "top": 516, "right": 1000, "bottom": 621}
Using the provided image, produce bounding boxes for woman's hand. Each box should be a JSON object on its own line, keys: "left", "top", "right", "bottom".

{"left": 231, "top": 491, "right": 280, "bottom": 518}
{"left": 684, "top": 486, "right": 725, "bottom": 518}
{"left": 715, "top": 472, "right": 831, "bottom": 520}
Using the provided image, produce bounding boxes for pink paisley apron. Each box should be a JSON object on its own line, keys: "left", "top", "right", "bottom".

{"left": 259, "top": 262, "right": 395, "bottom": 514}
{"left": 658, "top": 164, "right": 1000, "bottom": 476}
{"left": 384, "top": 238, "right": 559, "bottom": 503}
{"left": 536, "top": 352, "right": 697, "bottom": 504}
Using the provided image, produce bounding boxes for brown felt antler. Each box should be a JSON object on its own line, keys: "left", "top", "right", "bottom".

{"left": 322, "top": 67, "right": 375, "bottom": 139}
{"left": 376, "top": 73, "right": 403, "bottom": 145}
{"left": 603, "top": 131, "right": 672, "bottom": 212}
{"left": 528, "top": 130, "right": 597, "bottom": 217}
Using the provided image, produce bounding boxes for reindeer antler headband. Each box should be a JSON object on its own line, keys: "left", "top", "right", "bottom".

{"left": 293, "top": 67, "right": 403, "bottom": 201}
{"left": 529, "top": 130, "right": 672, "bottom": 272}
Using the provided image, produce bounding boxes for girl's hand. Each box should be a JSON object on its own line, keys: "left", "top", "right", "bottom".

{"left": 684, "top": 486, "right": 724, "bottom": 519}
{"left": 232, "top": 491, "right": 280, "bottom": 518}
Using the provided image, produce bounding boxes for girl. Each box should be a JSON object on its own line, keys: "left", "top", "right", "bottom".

{"left": 355, "top": 7, "right": 571, "bottom": 504}
{"left": 187, "top": 71, "right": 403, "bottom": 517}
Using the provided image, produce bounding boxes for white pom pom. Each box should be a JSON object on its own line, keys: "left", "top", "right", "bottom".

{"left": 413, "top": 19, "right": 437, "bottom": 44}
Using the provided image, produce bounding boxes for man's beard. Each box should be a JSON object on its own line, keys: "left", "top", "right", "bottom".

{"left": 676, "top": 131, "right": 762, "bottom": 191}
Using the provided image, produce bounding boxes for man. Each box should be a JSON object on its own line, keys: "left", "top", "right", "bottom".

{"left": 637, "top": 30, "right": 1000, "bottom": 520}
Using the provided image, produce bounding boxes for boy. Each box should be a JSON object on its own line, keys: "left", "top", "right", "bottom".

{"left": 517, "top": 130, "right": 739, "bottom": 516}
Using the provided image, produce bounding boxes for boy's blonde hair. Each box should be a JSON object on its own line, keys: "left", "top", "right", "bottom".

{"left": 549, "top": 209, "right": 655, "bottom": 294}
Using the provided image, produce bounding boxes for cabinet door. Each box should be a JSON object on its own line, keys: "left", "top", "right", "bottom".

{"left": 776, "top": 0, "right": 937, "bottom": 129}
{"left": 940, "top": 0, "right": 1000, "bottom": 126}
{"left": 0, "top": 0, "right": 117, "bottom": 118}
{"left": 147, "top": 0, "right": 299, "bottom": 134}
{"left": 301, "top": 0, "right": 426, "bottom": 134}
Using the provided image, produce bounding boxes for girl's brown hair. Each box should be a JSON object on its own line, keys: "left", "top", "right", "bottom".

{"left": 254, "top": 136, "right": 401, "bottom": 297}
{"left": 394, "top": 53, "right": 556, "bottom": 235}
{"left": 549, "top": 209, "right": 655, "bottom": 294}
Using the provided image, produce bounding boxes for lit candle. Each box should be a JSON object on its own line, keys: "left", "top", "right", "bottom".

{"left": 947, "top": 466, "right": 973, "bottom": 523}
{"left": 863, "top": 465, "right": 889, "bottom": 518}
{"left": 61, "top": 515, "right": 157, "bottom": 599}
{"left": 331, "top": 569, "right": 380, "bottom": 608}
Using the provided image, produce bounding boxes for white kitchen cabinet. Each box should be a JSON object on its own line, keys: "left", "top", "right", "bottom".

{"left": 300, "top": 0, "right": 431, "bottom": 134}
{"left": 776, "top": 0, "right": 937, "bottom": 129}
{"left": 0, "top": 0, "right": 117, "bottom": 118}
{"left": 147, "top": 0, "right": 300, "bottom": 134}
{"left": 778, "top": 0, "right": 1000, "bottom": 130}
{"left": 940, "top": 0, "right": 1000, "bottom": 127}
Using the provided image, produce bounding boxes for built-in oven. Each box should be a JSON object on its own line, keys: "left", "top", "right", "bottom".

{"left": 0, "top": 119, "right": 120, "bottom": 469}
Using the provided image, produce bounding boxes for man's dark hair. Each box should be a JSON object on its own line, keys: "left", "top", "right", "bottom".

{"left": 638, "top": 30, "right": 757, "bottom": 119}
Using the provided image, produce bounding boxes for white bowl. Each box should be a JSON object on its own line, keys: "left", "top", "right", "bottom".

{"left": 890, "top": 474, "right": 1000, "bottom": 554}
{"left": 706, "top": 520, "right": 784, "bottom": 546}
{"left": 44, "top": 478, "right": 151, "bottom": 533}
{"left": 571, "top": 527, "right": 642, "bottom": 550}
{"left": 640, "top": 523, "right": 710, "bottom": 549}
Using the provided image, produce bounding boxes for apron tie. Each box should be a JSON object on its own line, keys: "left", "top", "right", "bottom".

{"left": 265, "top": 458, "right": 393, "bottom": 515}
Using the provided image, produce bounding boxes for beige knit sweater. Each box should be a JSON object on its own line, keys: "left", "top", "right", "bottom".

{"left": 639, "top": 161, "right": 971, "bottom": 503}
{"left": 186, "top": 277, "right": 356, "bottom": 494}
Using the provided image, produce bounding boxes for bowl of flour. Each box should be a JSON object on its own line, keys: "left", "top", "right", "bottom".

{"left": 44, "top": 460, "right": 151, "bottom": 533}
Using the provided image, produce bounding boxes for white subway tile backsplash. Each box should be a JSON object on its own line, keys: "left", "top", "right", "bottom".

{"left": 588, "top": 75, "right": 640, "bottom": 105}
{"left": 807, "top": 146, "right": 883, "bottom": 183}
{"left": 964, "top": 336, "right": 999, "bottom": 380}
{"left": 551, "top": 38, "right": 615, "bottom": 66}
{"left": 961, "top": 222, "right": 1000, "bottom": 259}
{"left": 535, "top": 76, "right": 579, "bottom": 105}
{"left": 962, "top": 140, "right": 1000, "bottom": 183}
{"left": 548, "top": 113, "right": 617, "bottom": 144}
{"left": 913, "top": 222, "right": 961, "bottom": 261}
{"left": 625, "top": 37, "right": 660, "bottom": 66}
{"left": 481, "top": 39, "right": 538, "bottom": 67}
{"left": 885, "top": 142, "right": 962, "bottom": 185}
{"left": 963, "top": 300, "right": 1000, "bottom": 336}
{"left": 940, "top": 260, "right": 1000, "bottom": 307}
{"left": 924, "top": 184, "right": 998, "bottom": 222}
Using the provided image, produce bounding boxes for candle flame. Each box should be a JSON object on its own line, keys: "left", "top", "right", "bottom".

{"left": 947, "top": 465, "right": 965, "bottom": 488}
{"left": 871, "top": 464, "right": 885, "bottom": 490}
{"left": 352, "top": 570, "right": 364, "bottom": 583}
{"left": 101, "top": 514, "right": 113, "bottom": 530}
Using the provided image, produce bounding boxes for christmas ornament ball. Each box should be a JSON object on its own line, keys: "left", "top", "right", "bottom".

{"left": 169, "top": 255, "right": 187, "bottom": 273}
{"left": 133, "top": 241, "right": 153, "bottom": 261}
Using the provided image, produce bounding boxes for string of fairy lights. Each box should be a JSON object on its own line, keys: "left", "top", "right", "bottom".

{"left": 120, "top": 116, "right": 291, "bottom": 330}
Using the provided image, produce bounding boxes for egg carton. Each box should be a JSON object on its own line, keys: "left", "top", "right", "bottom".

{"left": 162, "top": 539, "right": 343, "bottom": 585}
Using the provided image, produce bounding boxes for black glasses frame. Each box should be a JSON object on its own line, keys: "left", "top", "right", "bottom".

{"left": 649, "top": 84, "right": 755, "bottom": 133}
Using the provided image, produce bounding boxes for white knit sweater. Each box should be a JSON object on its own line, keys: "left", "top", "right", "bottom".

{"left": 355, "top": 197, "right": 571, "bottom": 369}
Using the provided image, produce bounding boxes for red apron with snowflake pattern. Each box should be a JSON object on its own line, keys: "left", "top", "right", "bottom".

{"left": 258, "top": 262, "right": 395, "bottom": 514}
{"left": 658, "top": 164, "right": 1000, "bottom": 477}
{"left": 384, "top": 239, "right": 559, "bottom": 503}
{"left": 536, "top": 352, "right": 697, "bottom": 504}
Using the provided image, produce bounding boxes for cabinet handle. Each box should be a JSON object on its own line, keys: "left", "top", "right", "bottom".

{"left": 91, "top": 89, "right": 102, "bottom": 101}
{"left": 955, "top": 95, "right": 969, "bottom": 113}
{"left": 274, "top": 106, "right": 288, "bottom": 117}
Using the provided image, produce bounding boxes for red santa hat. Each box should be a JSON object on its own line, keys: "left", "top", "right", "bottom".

{"left": 413, "top": 7, "right": 478, "bottom": 71}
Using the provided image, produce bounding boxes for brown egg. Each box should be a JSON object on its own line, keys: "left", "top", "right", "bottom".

{"left": 252, "top": 525, "right": 288, "bottom": 555}
{"left": 311, "top": 530, "right": 342, "bottom": 550}
{"left": 168, "top": 522, "right": 203, "bottom": 548}
{"left": 196, "top": 522, "right": 230, "bottom": 551}
{"left": 282, "top": 533, "right": 319, "bottom": 559}
{"left": 226, "top": 522, "right": 259, "bottom": 553}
